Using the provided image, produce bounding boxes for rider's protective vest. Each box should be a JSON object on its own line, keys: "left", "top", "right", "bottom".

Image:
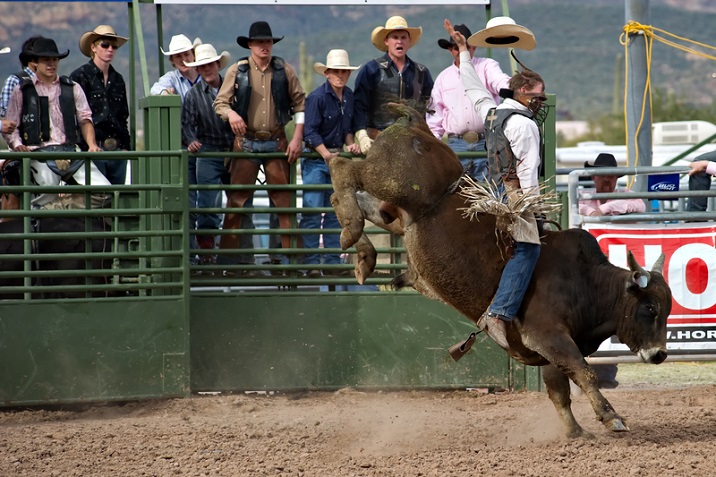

{"left": 231, "top": 56, "right": 292, "bottom": 126}
{"left": 485, "top": 107, "right": 540, "bottom": 185}
{"left": 368, "top": 56, "right": 427, "bottom": 130}
{"left": 17, "top": 72, "right": 77, "bottom": 146}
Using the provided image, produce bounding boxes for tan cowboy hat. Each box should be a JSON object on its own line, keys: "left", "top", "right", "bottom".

{"left": 313, "top": 49, "right": 359, "bottom": 75}
{"left": 184, "top": 44, "right": 231, "bottom": 70}
{"left": 371, "top": 16, "right": 422, "bottom": 52}
{"left": 160, "top": 34, "right": 202, "bottom": 56}
{"left": 468, "top": 16, "right": 536, "bottom": 51}
{"left": 79, "top": 25, "right": 128, "bottom": 57}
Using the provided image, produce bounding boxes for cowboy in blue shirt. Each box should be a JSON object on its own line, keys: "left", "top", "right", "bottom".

{"left": 301, "top": 49, "right": 361, "bottom": 278}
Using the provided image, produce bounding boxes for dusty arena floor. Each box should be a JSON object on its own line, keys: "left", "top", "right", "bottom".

{"left": 1, "top": 362, "right": 715, "bottom": 477}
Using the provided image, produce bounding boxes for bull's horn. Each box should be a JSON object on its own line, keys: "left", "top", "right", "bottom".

{"left": 627, "top": 251, "right": 651, "bottom": 288}
{"left": 650, "top": 253, "right": 666, "bottom": 275}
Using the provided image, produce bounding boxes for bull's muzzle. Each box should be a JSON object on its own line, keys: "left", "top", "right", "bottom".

{"left": 638, "top": 348, "right": 667, "bottom": 364}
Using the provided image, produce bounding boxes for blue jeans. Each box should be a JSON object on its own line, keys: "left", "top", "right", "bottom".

{"left": 489, "top": 242, "right": 540, "bottom": 320}
{"left": 94, "top": 159, "right": 128, "bottom": 185}
{"left": 447, "top": 137, "right": 488, "bottom": 182}
{"left": 300, "top": 157, "right": 341, "bottom": 265}
{"left": 688, "top": 150, "right": 716, "bottom": 212}
{"left": 195, "top": 145, "right": 228, "bottom": 232}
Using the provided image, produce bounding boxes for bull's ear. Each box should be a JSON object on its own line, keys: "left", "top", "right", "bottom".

{"left": 627, "top": 251, "right": 651, "bottom": 285}
{"left": 650, "top": 253, "right": 665, "bottom": 275}
{"left": 629, "top": 271, "right": 649, "bottom": 289}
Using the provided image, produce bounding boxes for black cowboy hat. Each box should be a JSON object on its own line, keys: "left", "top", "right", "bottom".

{"left": 438, "top": 24, "right": 472, "bottom": 49}
{"left": 585, "top": 153, "right": 623, "bottom": 177}
{"left": 24, "top": 37, "right": 69, "bottom": 59}
{"left": 236, "top": 21, "right": 283, "bottom": 49}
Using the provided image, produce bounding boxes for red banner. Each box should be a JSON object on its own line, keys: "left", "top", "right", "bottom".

{"left": 586, "top": 223, "right": 716, "bottom": 352}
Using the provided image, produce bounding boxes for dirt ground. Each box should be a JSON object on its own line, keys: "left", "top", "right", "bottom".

{"left": 1, "top": 363, "right": 715, "bottom": 477}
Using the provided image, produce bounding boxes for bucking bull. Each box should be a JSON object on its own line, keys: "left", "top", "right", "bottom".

{"left": 328, "top": 103, "right": 672, "bottom": 439}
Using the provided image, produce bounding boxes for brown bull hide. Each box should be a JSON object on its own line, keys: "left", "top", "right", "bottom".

{"left": 329, "top": 103, "right": 672, "bottom": 439}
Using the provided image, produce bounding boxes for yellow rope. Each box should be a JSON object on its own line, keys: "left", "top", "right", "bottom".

{"left": 619, "top": 21, "right": 716, "bottom": 186}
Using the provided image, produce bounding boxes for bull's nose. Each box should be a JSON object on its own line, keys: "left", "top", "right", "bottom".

{"left": 651, "top": 350, "right": 667, "bottom": 365}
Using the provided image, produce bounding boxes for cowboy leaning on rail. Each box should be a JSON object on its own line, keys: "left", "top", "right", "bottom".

{"left": 3, "top": 37, "right": 110, "bottom": 209}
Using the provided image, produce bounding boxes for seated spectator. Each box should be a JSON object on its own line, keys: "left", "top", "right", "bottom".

{"left": 579, "top": 153, "right": 645, "bottom": 217}
{"left": 687, "top": 152, "right": 716, "bottom": 212}
{"left": 579, "top": 152, "right": 645, "bottom": 389}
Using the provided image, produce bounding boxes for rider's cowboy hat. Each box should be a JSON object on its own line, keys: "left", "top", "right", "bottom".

{"left": 24, "top": 37, "right": 69, "bottom": 59}
{"left": 313, "top": 49, "right": 359, "bottom": 75}
{"left": 160, "top": 34, "right": 202, "bottom": 56}
{"left": 184, "top": 44, "right": 231, "bottom": 70}
{"left": 468, "top": 16, "right": 536, "bottom": 51}
{"left": 438, "top": 24, "right": 472, "bottom": 50}
{"left": 371, "top": 16, "right": 422, "bottom": 52}
{"left": 236, "top": 21, "right": 283, "bottom": 49}
{"left": 0, "top": 47, "right": 9, "bottom": 55}
{"left": 79, "top": 25, "right": 128, "bottom": 57}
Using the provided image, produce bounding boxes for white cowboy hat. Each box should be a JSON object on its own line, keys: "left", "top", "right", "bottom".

{"left": 468, "top": 16, "right": 536, "bottom": 51}
{"left": 0, "top": 47, "right": 10, "bottom": 55}
{"left": 371, "top": 16, "right": 422, "bottom": 52}
{"left": 184, "top": 44, "right": 231, "bottom": 70}
{"left": 160, "top": 34, "right": 202, "bottom": 56}
{"left": 313, "top": 49, "right": 359, "bottom": 75}
{"left": 79, "top": 25, "right": 128, "bottom": 57}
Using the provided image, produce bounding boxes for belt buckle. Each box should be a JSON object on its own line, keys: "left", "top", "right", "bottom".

{"left": 103, "top": 138, "right": 118, "bottom": 151}
{"left": 254, "top": 131, "right": 272, "bottom": 141}
{"left": 462, "top": 131, "right": 479, "bottom": 144}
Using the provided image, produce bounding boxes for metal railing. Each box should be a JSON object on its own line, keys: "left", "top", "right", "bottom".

{"left": 567, "top": 165, "right": 716, "bottom": 228}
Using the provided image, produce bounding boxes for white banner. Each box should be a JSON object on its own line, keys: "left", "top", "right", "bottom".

{"left": 586, "top": 223, "right": 716, "bottom": 355}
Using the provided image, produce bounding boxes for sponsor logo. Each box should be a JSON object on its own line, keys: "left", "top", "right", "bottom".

{"left": 650, "top": 182, "right": 678, "bottom": 191}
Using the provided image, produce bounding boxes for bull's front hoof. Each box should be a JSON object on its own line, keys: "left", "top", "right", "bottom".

{"left": 339, "top": 228, "right": 356, "bottom": 250}
{"left": 604, "top": 418, "right": 629, "bottom": 432}
{"left": 354, "top": 251, "right": 376, "bottom": 285}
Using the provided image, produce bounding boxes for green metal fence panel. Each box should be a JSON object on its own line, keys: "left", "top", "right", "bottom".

{"left": 0, "top": 300, "right": 188, "bottom": 406}
{"left": 190, "top": 293, "right": 512, "bottom": 391}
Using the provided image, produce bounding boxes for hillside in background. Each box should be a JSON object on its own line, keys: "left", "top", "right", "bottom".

{"left": 0, "top": 1, "right": 715, "bottom": 122}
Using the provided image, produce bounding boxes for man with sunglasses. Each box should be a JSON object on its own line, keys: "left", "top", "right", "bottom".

{"left": 70, "top": 25, "right": 130, "bottom": 184}
{"left": 427, "top": 23, "right": 510, "bottom": 182}
{"left": 446, "top": 19, "right": 546, "bottom": 351}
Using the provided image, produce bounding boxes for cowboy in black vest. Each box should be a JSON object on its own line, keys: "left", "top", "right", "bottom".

{"left": 4, "top": 37, "right": 110, "bottom": 208}
{"left": 214, "top": 21, "right": 306, "bottom": 273}
{"left": 353, "top": 16, "right": 434, "bottom": 153}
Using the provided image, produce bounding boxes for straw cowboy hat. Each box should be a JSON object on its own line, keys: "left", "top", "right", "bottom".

{"left": 79, "top": 25, "right": 128, "bottom": 57}
{"left": 313, "top": 49, "right": 359, "bottom": 75}
{"left": 438, "top": 24, "right": 472, "bottom": 50}
{"left": 236, "top": 21, "right": 284, "bottom": 49}
{"left": 468, "top": 16, "right": 536, "bottom": 51}
{"left": 24, "top": 37, "right": 69, "bottom": 59}
{"left": 371, "top": 16, "right": 422, "bottom": 52}
{"left": 160, "top": 34, "right": 202, "bottom": 56}
{"left": 184, "top": 44, "right": 231, "bottom": 70}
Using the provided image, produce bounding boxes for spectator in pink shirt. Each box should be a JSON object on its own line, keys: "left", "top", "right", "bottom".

{"left": 579, "top": 152, "right": 644, "bottom": 388}
{"left": 426, "top": 23, "right": 510, "bottom": 181}
{"left": 579, "top": 153, "right": 645, "bottom": 217}
{"left": 688, "top": 156, "right": 716, "bottom": 212}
